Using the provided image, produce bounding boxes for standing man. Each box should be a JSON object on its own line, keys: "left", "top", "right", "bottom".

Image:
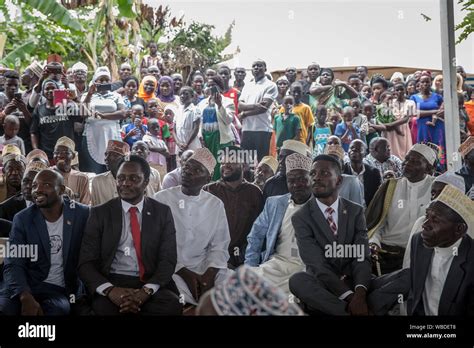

{"left": 356, "top": 66, "right": 369, "bottom": 84}
{"left": 111, "top": 63, "right": 133, "bottom": 92}
{"left": 407, "top": 185, "right": 474, "bottom": 315}
{"left": 300, "top": 63, "right": 320, "bottom": 105}
{"left": 153, "top": 148, "right": 231, "bottom": 306}
{"left": 263, "top": 140, "right": 311, "bottom": 201}
{"left": 79, "top": 155, "right": 181, "bottom": 315}
{"left": 0, "top": 169, "right": 89, "bottom": 315}
{"left": 366, "top": 144, "right": 436, "bottom": 274}
{"left": 289, "top": 155, "right": 407, "bottom": 315}
{"left": 245, "top": 153, "right": 313, "bottom": 293}
{"left": 239, "top": 60, "right": 278, "bottom": 162}
{"left": 285, "top": 67, "right": 298, "bottom": 85}
{"left": 204, "top": 147, "right": 264, "bottom": 268}
{"left": 343, "top": 139, "right": 382, "bottom": 207}
{"left": 52, "top": 136, "right": 91, "bottom": 205}
{"left": 233, "top": 67, "right": 246, "bottom": 92}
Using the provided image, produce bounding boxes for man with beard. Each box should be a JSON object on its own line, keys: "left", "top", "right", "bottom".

{"left": 263, "top": 140, "right": 311, "bottom": 201}
{"left": 245, "top": 153, "right": 313, "bottom": 293}
{"left": 162, "top": 149, "right": 194, "bottom": 190}
{"left": 0, "top": 160, "right": 48, "bottom": 221}
{"left": 52, "top": 137, "right": 90, "bottom": 204}
{"left": 0, "top": 169, "right": 89, "bottom": 315}
{"left": 79, "top": 155, "right": 181, "bottom": 315}
{"left": 239, "top": 60, "right": 278, "bottom": 162}
{"left": 153, "top": 148, "right": 231, "bottom": 306}
{"left": 289, "top": 155, "right": 407, "bottom": 315}
{"left": 204, "top": 146, "right": 263, "bottom": 268}
{"left": 0, "top": 144, "right": 26, "bottom": 203}
{"left": 253, "top": 156, "right": 278, "bottom": 191}
{"left": 407, "top": 185, "right": 474, "bottom": 315}
{"left": 366, "top": 144, "right": 436, "bottom": 274}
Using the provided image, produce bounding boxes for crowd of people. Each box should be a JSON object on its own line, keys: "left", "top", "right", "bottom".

{"left": 0, "top": 50, "right": 474, "bottom": 316}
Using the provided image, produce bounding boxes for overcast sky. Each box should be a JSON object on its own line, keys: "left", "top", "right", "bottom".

{"left": 146, "top": 0, "right": 474, "bottom": 73}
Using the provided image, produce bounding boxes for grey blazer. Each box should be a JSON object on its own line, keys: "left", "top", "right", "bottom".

{"left": 292, "top": 197, "right": 371, "bottom": 297}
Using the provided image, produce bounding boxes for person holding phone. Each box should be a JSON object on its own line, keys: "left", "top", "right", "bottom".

{"left": 81, "top": 66, "right": 126, "bottom": 174}
{"left": 196, "top": 75, "right": 236, "bottom": 181}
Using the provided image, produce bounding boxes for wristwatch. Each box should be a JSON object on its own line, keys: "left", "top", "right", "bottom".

{"left": 142, "top": 286, "right": 154, "bottom": 296}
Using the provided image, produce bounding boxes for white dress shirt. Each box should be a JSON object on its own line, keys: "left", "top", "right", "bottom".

{"left": 96, "top": 198, "right": 159, "bottom": 296}
{"left": 422, "top": 237, "right": 463, "bottom": 315}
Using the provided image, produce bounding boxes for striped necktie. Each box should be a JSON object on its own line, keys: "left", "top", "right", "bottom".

{"left": 325, "top": 207, "right": 338, "bottom": 236}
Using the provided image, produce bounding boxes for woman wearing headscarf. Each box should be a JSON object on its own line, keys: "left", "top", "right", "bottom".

{"left": 390, "top": 72, "right": 404, "bottom": 86}
{"left": 30, "top": 79, "right": 77, "bottom": 161}
{"left": 81, "top": 66, "right": 126, "bottom": 173}
{"left": 197, "top": 74, "right": 235, "bottom": 180}
{"left": 156, "top": 76, "right": 180, "bottom": 116}
{"left": 138, "top": 75, "right": 158, "bottom": 104}
{"left": 309, "top": 67, "right": 358, "bottom": 114}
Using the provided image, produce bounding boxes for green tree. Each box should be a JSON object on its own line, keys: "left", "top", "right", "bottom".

{"left": 456, "top": 0, "right": 474, "bottom": 43}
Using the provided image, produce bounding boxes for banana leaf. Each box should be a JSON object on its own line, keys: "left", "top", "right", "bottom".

{"left": 0, "top": 40, "right": 36, "bottom": 67}
{"left": 24, "top": 0, "right": 83, "bottom": 32}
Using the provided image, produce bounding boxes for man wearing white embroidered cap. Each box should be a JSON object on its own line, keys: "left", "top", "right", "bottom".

{"left": 262, "top": 139, "right": 311, "bottom": 201}
{"left": 366, "top": 143, "right": 436, "bottom": 274}
{"left": 153, "top": 148, "right": 231, "bottom": 307}
{"left": 246, "top": 152, "right": 313, "bottom": 293}
{"left": 407, "top": 185, "right": 474, "bottom": 315}
{"left": 403, "top": 172, "right": 469, "bottom": 270}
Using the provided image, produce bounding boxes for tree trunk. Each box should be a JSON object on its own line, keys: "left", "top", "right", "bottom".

{"left": 104, "top": 0, "right": 119, "bottom": 80}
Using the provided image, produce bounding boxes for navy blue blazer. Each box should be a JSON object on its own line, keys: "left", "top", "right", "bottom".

{"left": 3, "top": 198, "right": 89, "bottom": 298}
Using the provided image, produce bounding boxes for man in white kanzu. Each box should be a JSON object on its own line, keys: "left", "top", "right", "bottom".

{"left": 366, "top": 144, "right": 437, "bottom": 274}
{"left": 153, "top": 148, "right": 231, "bottom": 306}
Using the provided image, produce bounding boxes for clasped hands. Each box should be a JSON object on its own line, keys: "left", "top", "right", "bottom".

{"left": 106, "top": 287, "right": 151, "bottom": 314}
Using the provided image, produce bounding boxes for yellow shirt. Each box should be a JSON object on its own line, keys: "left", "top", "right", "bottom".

{"left": 280, "top": 103, "right": 314, "bottom": 144}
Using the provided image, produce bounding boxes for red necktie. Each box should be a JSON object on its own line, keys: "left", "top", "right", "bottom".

{"left": 129, "top": 207, "right": 145, "bottom": 281}
{"left": 325, "top": 207, "right": 338, "bottom": 236}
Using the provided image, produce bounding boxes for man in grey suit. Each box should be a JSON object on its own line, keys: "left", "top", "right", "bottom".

{"left": 289, "top": 155, "right": 408, "bottom": 315}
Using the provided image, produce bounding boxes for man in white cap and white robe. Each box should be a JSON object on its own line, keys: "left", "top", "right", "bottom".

{"left": 366, "top": 144, "right": 437, "bottom": 274}
{"left": 407, "top": 185, "right": 474, "bottom": 315}
{"left": 153, "top": 148, "right": 231, "bottom": 306}
{"left": 245, "top": 153, "right": 313, "bottom": 294}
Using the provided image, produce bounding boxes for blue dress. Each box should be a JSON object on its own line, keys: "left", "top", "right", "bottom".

{"left": 410, "top": 93, "right": 444, "bottom": 167}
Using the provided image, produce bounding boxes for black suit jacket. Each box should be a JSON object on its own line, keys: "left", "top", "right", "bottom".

{"left": 343, "top": 163, "right": 382, "bottom": 206}
{"left": 0, "top": 193, "right": 26, "bottom": 222}
{"left": 407, "top": 233, "right": 474, "bottom": 315}
{"left": 3, "top": 198, "right": 89, "bottom": 298}
{"left": 292, "top": 197, "right": 371, "bottom": 297}
{"left": 78, "top": 197, "right": 177, "bottom": 295}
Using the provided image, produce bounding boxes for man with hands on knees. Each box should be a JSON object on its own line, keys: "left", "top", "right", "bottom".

{"left": 78, "top": 155, "right": 182, "bottom": 315}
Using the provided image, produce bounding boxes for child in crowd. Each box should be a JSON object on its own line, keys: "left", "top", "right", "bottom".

{"left": 121, "top": 106, "right": 148, "bottom": 147}
{"left": 273, "top": 95, "right": 301, "bottom": 152}
{"left": 0, "top": 115, "right": 25, "bottom": 155}
{"left": 312, "top": 105, "right": 331, "bottom": 158}
{"left": 361, "top": 85, "right": 372, "bottom": 100}
{"left": 288, "top": 82, "right": 314, "bottom": 146}
{"left": 143, "top": 118, "right": 169, "bottom": 181}
{"left": 349, "top": 98, "right": 369, "bottom": 145}
{"left": 163, "top": 105, "right": 178, "bottom": 172}
{"left": 327, "top": 108, "right": 342, "bottom": 135}
{"left": 123, "top": 77, "right": 146, "bottom": 111}
{"left": 146, "top": 98, "right": 170, "bottom": 141}
{"left": 334, "top": 106, "right": 360, "bottom": 152}
{"left": 362, "top": 100, "right": 381, "bottom": 145}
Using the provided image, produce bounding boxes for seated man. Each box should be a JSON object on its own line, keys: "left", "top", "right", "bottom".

{"left": 343, "top": 139, "right": 382, "bottom": 207}
{"left": 253, "top": 155, "right": 278, "bottom": 191}
{"left": 0, "top": 144, "right": 26, "bottom": 203}
{"left": 79, "top": 155, "right": 181, "bottom": 315}
{"left": 289, "top": 155, "right": 408, "bottom": 316}
{"left": 0, "top": 169, "right": 89, "bottom": 315}
{"left": 162, "top": 150, "right": 194, "bottom": 190}
{"left": 364, "top": 137, "right": 403, "bottom": 179}
{"left": 263, "top": 140, "right": 311, "bottom": 201}
{"left": 366, "top": 144, "right": 436, "bottom": 274}
{"left": 407, "top": 185, "right": 474, "bottom": 315}
{"left": 245, "top": 153, "right": 313, "bottom": 293}
{"left": 154, "top": 148, "right": 231, "bottom": 306}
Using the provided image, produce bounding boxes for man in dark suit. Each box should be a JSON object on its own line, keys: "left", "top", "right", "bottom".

{"left": 78, "top": 155, "right": 182, "bottom": 315}
{"left": 407, "top": 185, "right": 474, "bottom": 316}
{"left": 289, "top": 155, "right": 408, "bottom": 315}
{"left": 0, "top": 169, "right": 89, "bottom": 315}
{"left": 343, "top": 139, "right": 382, "bottom": 207}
